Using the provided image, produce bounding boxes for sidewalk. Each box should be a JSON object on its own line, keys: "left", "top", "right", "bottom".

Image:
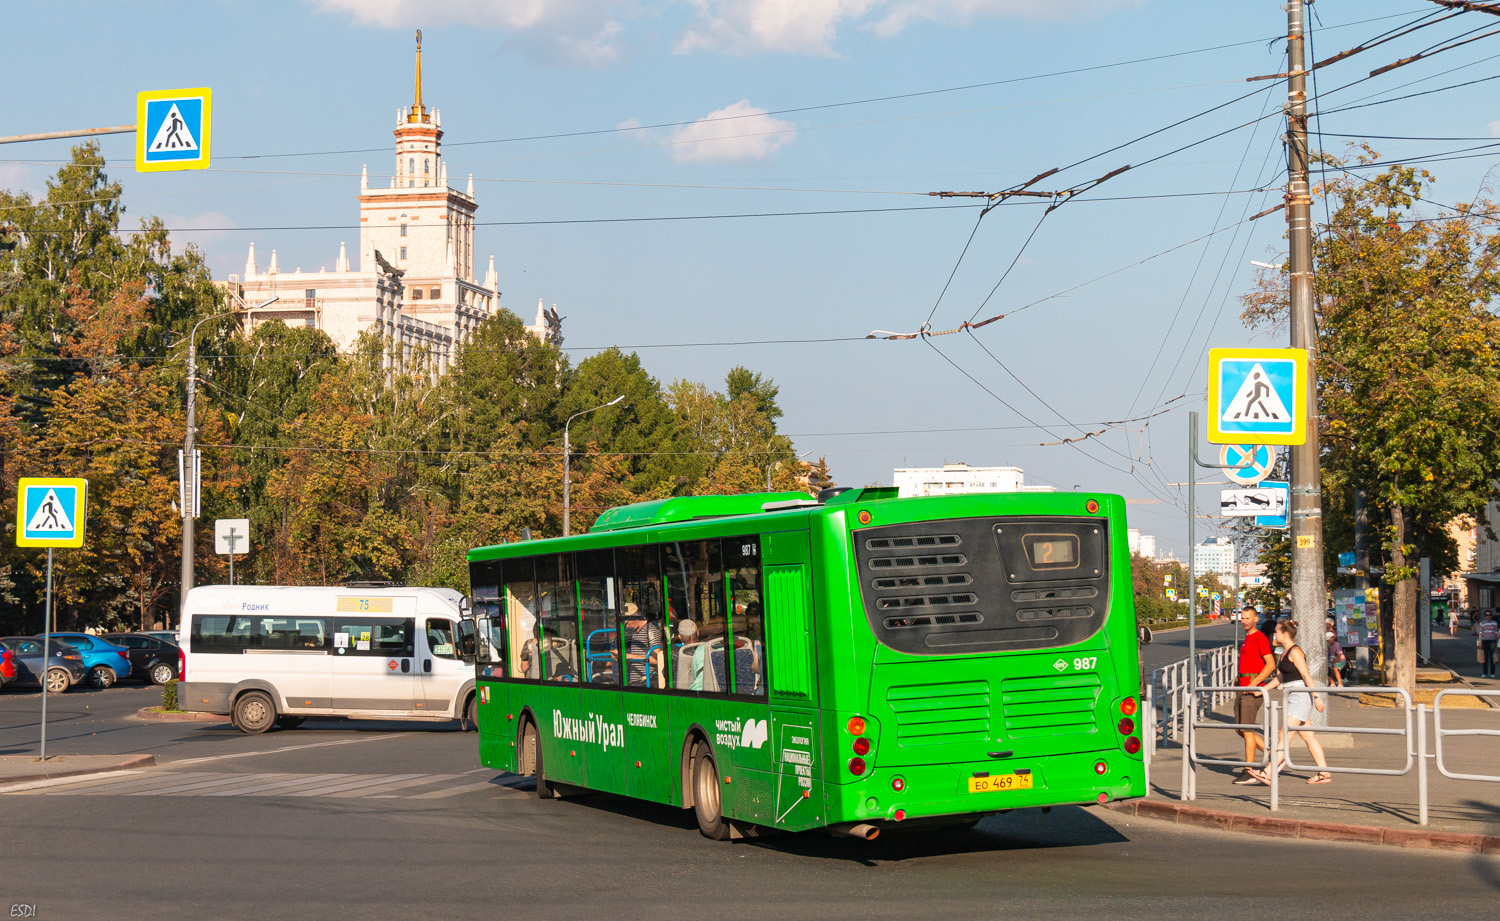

{"left": 0, "top": 754, "right": 156, "bottom": 788}
{"left": 1124, "top": 687, "right": 1500, "bottom": 852}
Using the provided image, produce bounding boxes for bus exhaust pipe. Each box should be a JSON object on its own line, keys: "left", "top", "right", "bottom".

{"left": 830, "top": 823, "right": 880, "bottom": 840}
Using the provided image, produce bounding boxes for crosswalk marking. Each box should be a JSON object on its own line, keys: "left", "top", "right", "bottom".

{"left": 5, "top": 769, "right": 513, "bottom": 801}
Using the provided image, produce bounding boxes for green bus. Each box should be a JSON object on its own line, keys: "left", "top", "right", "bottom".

{"left": 468, "top": 487, "right": 1144, "bottom": 840}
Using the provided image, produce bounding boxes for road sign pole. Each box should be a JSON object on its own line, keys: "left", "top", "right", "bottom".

{"left": 1284, "top": 0, "right": 1328, "bottom": 706}
{"left": 40, "top": 547, "right": 51, "bottom": 761}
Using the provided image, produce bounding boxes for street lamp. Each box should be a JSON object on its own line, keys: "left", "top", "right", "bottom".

{"left": 563, "top": 394, "right": 624, "bottom": 536}
{"left": 181, "top": 297, "right": 276, "bottom": 612}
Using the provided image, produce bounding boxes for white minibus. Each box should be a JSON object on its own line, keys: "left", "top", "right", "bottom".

{"left": 176, "top": 585, "right": 476, "bottom": 733}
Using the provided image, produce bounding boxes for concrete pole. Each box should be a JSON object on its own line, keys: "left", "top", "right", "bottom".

{"left": 562, "top": 424, "right": 572, "bottom": 538}
{"left": 1284, "top": 0, "right": 1328, "bottom": 695}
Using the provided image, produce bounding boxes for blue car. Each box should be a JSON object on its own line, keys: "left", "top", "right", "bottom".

{"left": 46, "top": 633, "right": 133, "bottom": 688}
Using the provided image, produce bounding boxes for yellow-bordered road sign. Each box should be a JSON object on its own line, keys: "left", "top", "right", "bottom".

{"left": 16, "top": 478, "right": 88, "bottom": 548}
{"left": 136, "top": 87, "right": 211, "bottom": 172}
{"left": 1207, "top": 347, "right": 1308, "bottom": 446}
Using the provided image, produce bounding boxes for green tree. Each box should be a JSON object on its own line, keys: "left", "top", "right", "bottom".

{"left": 1244, "top": 152, "right": 1500, "bottom": 692}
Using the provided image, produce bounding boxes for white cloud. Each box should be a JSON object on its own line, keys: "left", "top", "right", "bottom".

{"left": 0, "top": 163, "right": 34, "bottom": 196}
{"left": 667, "top": 100, "right": 797, "bottom": 163}
{"left": 1491, "top": 121, "right": 1500, "bottom": 138}
{"left": 309, "top": 0, "right": 1141, "bottom": 61}
{"left": 675, "top": 0, "right": 874, "bottom": 56}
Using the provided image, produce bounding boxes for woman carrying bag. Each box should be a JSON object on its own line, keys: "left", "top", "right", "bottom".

{"left": 1249, "top": 620, "right": 1333, "bottom": 785}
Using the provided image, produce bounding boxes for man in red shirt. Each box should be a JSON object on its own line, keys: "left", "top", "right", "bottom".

{"left": 1233, "top": 605, "right": 1277, "bottom": 784}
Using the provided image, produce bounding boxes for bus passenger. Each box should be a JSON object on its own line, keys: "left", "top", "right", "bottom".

{"left": 622, "top": 602, "right": 665, "bottom": 687}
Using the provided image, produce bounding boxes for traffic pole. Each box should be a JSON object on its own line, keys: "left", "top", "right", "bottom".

{"left": 40, "top": 547, "right": 52, "bottom": 761}
{"left": 1284, "top": 0, "right": 1328, "bottom": 705}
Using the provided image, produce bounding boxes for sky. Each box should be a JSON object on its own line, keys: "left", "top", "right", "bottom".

{"left": 7, "top": 0, "right": 1500, "bottom": 559}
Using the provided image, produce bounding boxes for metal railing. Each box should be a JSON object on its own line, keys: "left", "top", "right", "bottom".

{"left": 1181, "top": 684, "right": 1500, "bottom": 826}
{"left": 1150, "top": 644, "right": 1236, "bottom": 749}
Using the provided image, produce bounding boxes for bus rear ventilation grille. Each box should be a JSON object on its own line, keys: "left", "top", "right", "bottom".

{"left": 883, "top": 613, "right": 983, "bottom": 629}
{"left": 873, "top": 574, "right": 972, "bottom": 590}
{"left": 876, "top": 593, "right": 978, "bottom": 610}
{"left": 868, "top": 554, "right": 966, "bottom": 570}
{"left": 865, "top": 535, "right": 961, "bottom": 550}
{"left": 1016, "top": 606, "right": 1095, "bottom": 621}
{"left": 1010, "top": 586, "right": 1097, "bottom": 602}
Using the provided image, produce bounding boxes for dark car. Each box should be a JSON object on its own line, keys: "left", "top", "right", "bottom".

{"left": 0, "top": 637, "right": 87, "bottom": 693}
{"left": 103, "top": 632, "right": 181, "bottom": 685}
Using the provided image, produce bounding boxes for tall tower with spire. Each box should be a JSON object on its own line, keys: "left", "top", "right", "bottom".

{"left": 220, "top": 30, "right": 511, "bottom": 373}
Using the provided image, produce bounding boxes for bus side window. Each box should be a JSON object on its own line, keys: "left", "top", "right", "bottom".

{"left": 578, "top": 548, "right": 619, "bottom": 686}
{"left": 667, "top": 540, "right": 726, "bottom": 692}
{"left": 472, "top": 566, "right": 505, "bottom": 677}
{"left": 725, "top": 536, "right": 766, "bottom": 697}
{"left": 617, "top": 544, "right": 664, "bottom": 688}
{"left": 505, "top": 558, "right": 540, "bottom": 680}
{"left": 539, "top": 554, "right": 580, "bottom": 682}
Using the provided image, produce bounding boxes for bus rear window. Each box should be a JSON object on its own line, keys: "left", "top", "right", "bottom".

{"left": 854, "top": 517, "right": 1108, "bottom": 655}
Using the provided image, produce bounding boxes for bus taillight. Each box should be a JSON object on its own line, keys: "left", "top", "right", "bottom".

{"left": 1124, "top": 737, "right": 1142, "bottom": 755}
{"left": 846, "top": 716, "right": 866, "bottom": 736}
{"left": 852, "top": 737, "right": 871, "bottom": 756}
{"left": 1117, "top": 717, "right": 1135, "bottom": 736}
{"left": 848, "top": 758, "right": 867, "bottom": 776}
{"left": 891, "top": 776, "right": 905, "bottom": 792}
{"left": 1119, "top": 697, "right": 1137, "bottom": 716}
{"left": 1094, "top": 760, "right": 1108, "bottom": 775}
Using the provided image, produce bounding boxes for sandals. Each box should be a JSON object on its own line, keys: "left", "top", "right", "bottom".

{"left": 1307, "top": 773, "right": 1333, "bottom": 785}
{"left": 1246, "top": 768, "right": 1271, "bottom": 784}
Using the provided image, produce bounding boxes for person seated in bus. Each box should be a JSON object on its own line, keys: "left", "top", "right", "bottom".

{"left": 674, "top": 619, "right": 703, "bottom": 690}
{"left": 622, "top": 602, "right": 664, "bottom": 687}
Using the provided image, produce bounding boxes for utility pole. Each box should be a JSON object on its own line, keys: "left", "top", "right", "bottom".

{"left": 1284, "top": 1, "right": 1328, "bottom": 689}
{"left": 562, "top": 395, "right": 624, "bottom": 536}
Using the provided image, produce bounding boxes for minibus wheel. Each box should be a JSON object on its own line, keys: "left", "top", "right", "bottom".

{"left": 233, "top": 691, "right": 276, "bottom": 734}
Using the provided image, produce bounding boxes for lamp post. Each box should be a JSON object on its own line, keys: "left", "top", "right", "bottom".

{"left": 563, "top": 395, "right": 624, "bottom": 536}
{"left": 181, "top": 298, "right": 275, "bottom": 613}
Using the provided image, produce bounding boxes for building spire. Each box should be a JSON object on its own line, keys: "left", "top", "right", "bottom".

{"left": 409, "top": 29, "right": 425, "bottom": 123}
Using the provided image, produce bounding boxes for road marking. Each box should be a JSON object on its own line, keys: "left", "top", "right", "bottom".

{"left": 207, "top": 773, "right": 353, "bottom": 797}
{"left": 329, "top": 774, "right": 452, "bottom": 798}
{"left": 167, "top": 732, "right": 405, "bottom": 767}
{"left": 128, "top": 774, "right": 278, "bottom": 796}
{"left": 409, "top": 779, "right": 515, "bottom": 799}
{"left": 284, "top": 773, "right": 427, "bottom": 797}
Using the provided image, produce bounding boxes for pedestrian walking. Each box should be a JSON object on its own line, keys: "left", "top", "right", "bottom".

{"left": 1250, "top": 621, "right": 1332, "bottom": 785}
{"left": 1232, "top": 606, "right": 1276, "bottom": 785}
{"left": 1326, "top": 618, "right": 1345, "bottom": 688}
{"left": 1479, "top": 611, "right": 1498, "bottom": 679}
{"left": 1450, "top": 604, "right": 1461, "bottom": 637}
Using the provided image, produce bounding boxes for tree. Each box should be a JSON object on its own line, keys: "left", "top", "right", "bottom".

{"left": 1243, "top": 151, "right": 1500, "bottom": 693}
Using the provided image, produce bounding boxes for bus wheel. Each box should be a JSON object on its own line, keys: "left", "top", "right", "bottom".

{"left": 233, "top": 691, "right": 276, "bottom": 734}
{"left": 520, "top": 719, "right": 554, "bottom": 799}
{"left": 692, "top": 744, "right": 731, "bottom": 840}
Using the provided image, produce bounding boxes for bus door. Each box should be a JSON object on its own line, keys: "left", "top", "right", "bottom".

{"left": 417, "top": 615, "right": 471, "bottom": 716}
{"left": 329, "top": 613, "right": 418, "bottom": 713}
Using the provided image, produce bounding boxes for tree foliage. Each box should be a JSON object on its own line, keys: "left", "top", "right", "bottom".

{"left": 0, "top": 147, "right": 818, "bottom": 632}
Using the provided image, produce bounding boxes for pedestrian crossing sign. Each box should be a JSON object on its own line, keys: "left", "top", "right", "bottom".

{"left": 136, "top": 87, "right": 212, "bottom": 172}
{"left": 15, "top": 478, "right": 88, "bottom": 548}
{"left": 1207, "top": 347, "right": 1308, "bottom": 445}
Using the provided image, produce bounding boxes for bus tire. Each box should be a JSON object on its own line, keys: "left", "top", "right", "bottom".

{"left": 692, "top": 745, "right": 731, "bottom": 840}
{"left": 233, "top": 690, "right": 276, "bottom": 734}
{"left": 520, "top": 719, "right": 554, "bottom": 799}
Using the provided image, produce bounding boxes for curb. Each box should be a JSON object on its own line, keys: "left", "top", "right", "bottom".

{"left": 0, "top": 754, "right": 156, "bottom": 788}
{"left": 134, "top": 707, "right": 227, "bottom": 723}
{"left": 1106, "top": 798, "right": 1500, "bottom": 854}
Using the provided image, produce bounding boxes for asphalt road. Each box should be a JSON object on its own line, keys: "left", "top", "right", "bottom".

{"left": 4, "top": 678, "right": 1498, "bottom": 920}
{"left": 1141, "top": 620, "right": 1239, "bottom": 674}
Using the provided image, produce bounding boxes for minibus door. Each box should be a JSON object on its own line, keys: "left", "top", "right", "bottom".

{"left": 417, "top": 616, "right": 467, "bottom": 716}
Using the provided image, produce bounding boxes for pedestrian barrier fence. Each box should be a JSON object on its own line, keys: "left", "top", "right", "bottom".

{"left": 1150, "top": 645, "right": 1235, "bottom": 749}
{"left": 1181, "top": 684, "right": 1498, "bottom": 826}
{"left": 1433, "top": 689, "right": 1500, "bottom": 784}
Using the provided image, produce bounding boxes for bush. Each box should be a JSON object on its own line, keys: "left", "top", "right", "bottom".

{"left": 162, "top": 679, "right": 179, "bottom": 712}
{"left": 1135, "top": 595, "right": 1190, "bottom": 624}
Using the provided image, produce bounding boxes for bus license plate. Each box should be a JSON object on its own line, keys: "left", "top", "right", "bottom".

{"left": 968, "top": 773, "right": 1033, "bottom": 794}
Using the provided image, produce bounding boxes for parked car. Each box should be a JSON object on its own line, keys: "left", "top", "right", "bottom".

{"left": 103, "top": 632, "right": 180, "bottom": 685}
{"left": 0, "top": 637, "right": 87, "bottom": 693}
{"left": 143, "top": 630, "right": 180, "bottom": 644}
{"left": 45, "top": 632, "right": 133, "bottom": 688}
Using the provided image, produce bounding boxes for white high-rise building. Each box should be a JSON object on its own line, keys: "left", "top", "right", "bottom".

{"left": 217, "top": 33, "right": 560, "bottom": 370}
{"left": 1193, "top": 537, "right": 1237, "bottom": 578}
{"left": 892, "top": 463, "right": 1055, "bottom": 497}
